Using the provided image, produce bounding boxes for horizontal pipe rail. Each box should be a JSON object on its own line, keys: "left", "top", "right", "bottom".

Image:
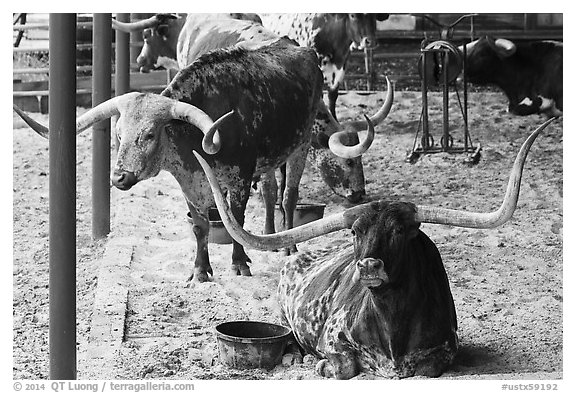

{"left": 13, "top": 21, "right": 94, "bottom": 31}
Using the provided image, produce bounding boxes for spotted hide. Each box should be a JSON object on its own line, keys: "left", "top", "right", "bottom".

{"left": 462, "top": 36, "right": 563, "bottom": 117}
{"left": 260, "top": 13, "right": 389, "bottom": 119}
{"left": 278, "top": 201, "right": 458, "bottom": 379}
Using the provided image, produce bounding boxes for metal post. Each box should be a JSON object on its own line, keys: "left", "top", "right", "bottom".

{"left": 114, "top": 13, "right": 130, "bottom": 153}
{"left": 48, "top": 13, "right": 77, "bottom": 380}
{"left": 92, "top": 13, "right": 112, "bottom": 239}
{"left": 115, "top": 13, "right": 130, "bottom": 95}
{"left": 442, "top": 49, "right": 450, "bottom": 151}
{"left": 421, "top": 50, "right": 430, "bottom": 151}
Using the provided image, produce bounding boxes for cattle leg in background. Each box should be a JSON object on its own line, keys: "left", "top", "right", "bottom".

{"left": 328, "top": 88, "right": 339, "bottom": 120}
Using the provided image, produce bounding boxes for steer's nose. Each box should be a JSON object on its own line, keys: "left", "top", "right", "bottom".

{"left": 111, "top": 170, "right": 137, "bottom": 191}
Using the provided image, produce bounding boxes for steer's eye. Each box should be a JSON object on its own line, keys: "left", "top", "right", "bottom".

{"left": 143, "top": 133, "right": 155, "bottom": 142}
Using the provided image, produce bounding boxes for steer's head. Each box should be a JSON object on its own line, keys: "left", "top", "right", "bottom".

{"left": 310, "top": 77, "right": 394, "bottom": 203}
{"left": 346, "top": 13, "right": 389, "bottom": 50}
{"left": 460, "top": 36, "right": 517, "bottom": 84}
{"left": 310, "top": 111, "right": 366, "bottom": 203}
{"left": 112, "top": 14, "right": 183, "bottom": 72}
{"left": 111, "top": 94, "right": 174, "bottom": 190}
{"left": 13, "top": 91, "right": 232, "bottom": 191}
{"left": 351, "top": 202, "right": 420, "bottom": 289}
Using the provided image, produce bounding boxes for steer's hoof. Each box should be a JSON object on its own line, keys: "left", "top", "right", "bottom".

{"left": 283, "top": 245, "right": 298, "bottom": 256}
{"left": 315, "top": 359, "right": 333, "bottom": 378}
{"left": 187, "top": 267, "right": 212, "bottom": 284}
{"left": 231, "top": 264, "right": 252, "bottom": 277}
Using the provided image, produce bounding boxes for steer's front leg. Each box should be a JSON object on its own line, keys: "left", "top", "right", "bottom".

{"left": 186, "top": 204, "right": 212, "bottom": 283}
{"left": 229, "top": 180, "right": 253, "bottom": 277}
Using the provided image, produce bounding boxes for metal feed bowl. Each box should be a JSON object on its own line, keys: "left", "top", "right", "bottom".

{"left": 215, "top": 321, "right": 292, "bottom": 370}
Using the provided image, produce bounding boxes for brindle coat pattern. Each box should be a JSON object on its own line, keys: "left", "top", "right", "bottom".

{"left": 115, "top": 41, "right": 323, "bottom": 282}
{"left": 278, "top": 201, "right": 458, "bottom": 379}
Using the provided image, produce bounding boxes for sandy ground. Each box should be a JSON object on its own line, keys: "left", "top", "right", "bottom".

{"left": 12, "top": 90, "right": 563, "bottom": 380}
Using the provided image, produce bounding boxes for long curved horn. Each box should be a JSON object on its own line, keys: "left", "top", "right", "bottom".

{"left": 193, "top": 151, "right": 370, "bottom": 250}
{"left": 341, "top": 76, "right": 394, "bottom": 131}
{"left": 328, "top": 115, "right": 374, "bottom": 158}
{"left": 13, "top": 93, "right": 139, "bottom": 139}
{"left": 415, "top": 117, "right": 556, "bottom": 228}
{"left": 192, "top": 117, "right": 556, "bottom": 250}
{"left": 111, "top": 15, "right": 160, "bottom": 33}
{"left": 169, "top": 101, "right": 234, "bottom": 154}
{"left": 325, "top": 76, "right": 393, "bottom": 158}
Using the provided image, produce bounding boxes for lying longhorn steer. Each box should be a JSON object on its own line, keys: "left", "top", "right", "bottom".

{"left": 13, "top": 40, "right": 379, "bottom": 283}
{"left": 461, "top": 36, "right": 563, "bottom": 118}
{"left": 193, "top": 118, "right": 556, "bottom": 377}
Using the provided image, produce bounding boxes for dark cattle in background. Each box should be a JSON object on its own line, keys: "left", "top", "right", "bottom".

{"left": 13, "top": 40, "right": 377, "bottom": 283}
{"left": 260, "top": 13, "right": 389, "bottom": 119}
{"left": 462, "top": 36, "right": 563, "bottom": 118}
{"left": 193, "top": 118, "right": 555, "bottom": 378}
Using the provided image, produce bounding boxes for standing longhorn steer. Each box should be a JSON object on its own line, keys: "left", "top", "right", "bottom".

{"left": 13, "top": 40, "right": 378, "bottom": 283}
{"left": 112, "top": 13, "right": 263, "bottom": 73}
{"left": 112, "top": 13, "right": 394, "bottom": 205}
{"left": 461, "top": 36, "right": 563, "bottom": 118}
{"left": 260, "top": 13, "right": 390, "bottom": 119}
{"left": 193, "top": 118, "right": 556, "bottom": 377}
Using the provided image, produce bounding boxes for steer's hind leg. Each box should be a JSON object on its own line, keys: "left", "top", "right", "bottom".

{"left": 185, "top": 204, "right": 212, "bottom": 283}
{"left": 260, "top": 169, "right": 278, "bottom": 235}
{"left": 229, "top": 181, "right": 253, "bottom": 277}
{"left": 282, "top": 147, "right": 308, "bottom": 255}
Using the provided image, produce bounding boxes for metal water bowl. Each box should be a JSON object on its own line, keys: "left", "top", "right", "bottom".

{"left": 208, "top": 208, "right": 233, "bottom": 244}
{"left": 215, "top": 321, "right": 292, "bottom": 370}
{"left": 275, "top": 202, "right": 326, "bottom": 228}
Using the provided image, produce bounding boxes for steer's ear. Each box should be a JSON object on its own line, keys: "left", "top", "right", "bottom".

{"left": 399, "top": 202, "right": 420, "bottom": 240}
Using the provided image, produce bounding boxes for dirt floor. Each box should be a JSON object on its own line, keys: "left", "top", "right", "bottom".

{"left": 12, "top": 89, "right": 563, "bottom": 380}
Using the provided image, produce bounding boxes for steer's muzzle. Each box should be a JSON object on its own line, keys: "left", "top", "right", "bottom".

{"left": 111, "top": 170, "right": 138, "bottom": 190}
{"left": 355, "top": 258, "right": 388, "bottom": 288}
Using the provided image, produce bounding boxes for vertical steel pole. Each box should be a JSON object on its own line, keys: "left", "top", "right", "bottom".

{"left": 114, "top": 13, "right": 130, "bottom": 153}
{"left": 115, "top": 13, "right": 130, "bottom": 95}
{"left": 442, "top": 50, "right": 450, "bottom": 151}
{"left": 92, "top": 13, "right": 112, "bottom": 239}
{"left": 49, "top": 13, "right": 77, "bottom": 380}
{"left": 421, "top": 50, "right": 430, "bottom": 151}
